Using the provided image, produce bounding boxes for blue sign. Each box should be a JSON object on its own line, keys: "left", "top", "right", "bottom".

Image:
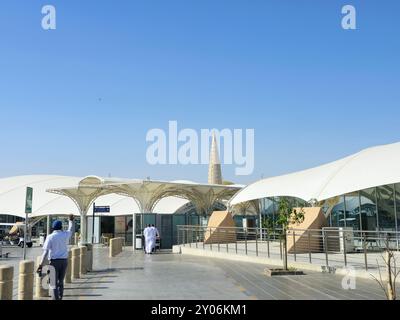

{"left": 94, "top": 206, "right": 110, "bottom": 213}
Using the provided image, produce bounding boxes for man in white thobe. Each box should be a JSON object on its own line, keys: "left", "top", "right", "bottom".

{"left": 150, "top": 224, "right": 160, "bottom": 253}
{"left": 143, "top": 225, "right": 152, "bottom": 254}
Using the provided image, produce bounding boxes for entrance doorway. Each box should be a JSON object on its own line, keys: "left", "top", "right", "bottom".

{"left": 157, "top": 215, "right": 173, "bottom": 249}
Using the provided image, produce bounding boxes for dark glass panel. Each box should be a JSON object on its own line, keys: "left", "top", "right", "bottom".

{"left": 359, "top": 187, "right": 378, "bottom": 231}
{"left": 377, "top": 185, "right": 396, "bottom": 231}
{"left": 344, "top": 192, "right": 361, "bottom": 230}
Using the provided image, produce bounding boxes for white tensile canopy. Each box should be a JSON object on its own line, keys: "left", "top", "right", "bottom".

{"left": 0, "top": 175, "right": 243, "bottom": 246}
{"left": 229, "top": 142, "right": 400, "bottom": 206}
{"left": 0, "top": 175, "right": 190, "bottom": 219}
{"left": 46, "top": 177, "right": 242, "bottom": 244}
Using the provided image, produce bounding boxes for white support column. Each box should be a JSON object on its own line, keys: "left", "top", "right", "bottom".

{"left": 46, "top": 215, "right": 51, "bottom": 235}
{"left": 80, "top": 209, "right": 87, "bottom": 244}
{"left": 132, "top": 212, "right": 136, "bottom": 252}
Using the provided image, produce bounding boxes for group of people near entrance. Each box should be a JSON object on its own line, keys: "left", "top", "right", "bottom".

{"left": 143, "top": 224, "right": 160, "bottom": 254}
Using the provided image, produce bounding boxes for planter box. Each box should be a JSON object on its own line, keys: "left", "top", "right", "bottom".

{"left": 264, "top": 268, "right": 304, "bottom": 277}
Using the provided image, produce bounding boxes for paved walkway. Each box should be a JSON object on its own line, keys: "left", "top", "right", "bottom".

{"left": 0, "top": 246, "right": 388, "bottom": 300}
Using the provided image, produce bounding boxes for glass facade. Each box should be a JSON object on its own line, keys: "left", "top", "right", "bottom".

{"left": 260, "top": 196, "right": 308, "bottom": 229}
{"left": 103, "top": 213, "right": 204, "bottom": 248}
{"left": 328, "top": 185, "right": 400, "bottom": 231}
{"left": 260, "top": 184, "right": 400, "bottom": 232}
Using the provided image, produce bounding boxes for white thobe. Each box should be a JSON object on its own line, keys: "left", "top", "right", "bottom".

{"left": 144, "top": 227, "right": 152, "bottom": 254}
{"left": 150, "top": 227, "right": 159, "bottom": 251}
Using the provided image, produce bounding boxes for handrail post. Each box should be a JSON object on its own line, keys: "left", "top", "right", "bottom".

{"left": 279, "top": 234, "right": 283, "bottom": 260}
{"left": 324, "top": 229, "right": 329, "bottom": 268}
{"left": 182, "top": 226, "right": 188, "bottom": 247}
{"left": 267, "top": 230, "right": 270, "bottom": 258}
{"left": 235, "top": 234, "right": 238, "bottom": 254}
{"left": 210, "top": 228, "right": 213, "bottom": 251}
{"left": 245, "top": 229, "right": 248, "bottom": 255}
{"left": 195, "top": 227, "right": 198, "bottom": 249}
{"left": 308, "top": 231, "right": 312, "bottom": 264}
{"left": 203, "top": 227, "right": 205, "bottom": 250}
{"left": 226, "top": 229, "right": 229, "bottom": 253}
{"left": 363, "top": 232, "right": 368, "bottom": 271}
{"left": 342, "top": 229, "right": 347, "bottom": 267}
{"left": 293, "top": 230, "right": 297, "bottom": 262}
{"left": 255, "top": 228, "right": 259, "bottom": 257}
{"left": 217, "top": 228, "right": 220, "bottom": 252}
{"left": 189, "top": 227, "right": 192, "bottom": 248}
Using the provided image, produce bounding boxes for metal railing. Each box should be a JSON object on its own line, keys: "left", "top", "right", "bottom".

{"left": 177, "top": 225, "right": 400, "bottom": 271}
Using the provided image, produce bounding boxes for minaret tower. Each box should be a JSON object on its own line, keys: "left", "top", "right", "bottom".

{"left": 208, "top": 132, "right": 223, "bottom": 185}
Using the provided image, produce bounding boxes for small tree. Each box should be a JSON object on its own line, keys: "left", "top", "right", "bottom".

{"left": 371, "top": 236, "right": 399, "bottom": 300}
{"left": 261, "top": 216, "right": 274, "bottom": 241}
{"left": 276, "top": 198, "right": 305, "bottom": 270}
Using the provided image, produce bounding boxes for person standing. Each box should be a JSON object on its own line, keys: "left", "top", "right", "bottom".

{"left": 143, "top": 224, "right": 152, "bottom": 254}
{"left": 150, "top": 224, "right": 160, "bottom": 253}
{"left": 37, "top": 214, "right": 75, "bottom": 300}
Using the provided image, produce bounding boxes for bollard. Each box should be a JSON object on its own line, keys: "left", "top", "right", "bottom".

{"left": 0, "top": 265, "right": 14, "bottom": 300}
{"left": 109, "top": 238, "right": 115, "bottom": 257}
{"left": 109, "top": 238, "right": 123, "bottom": 257}
{"left": 65, "top": 250, "right": 72, "bottom": 284}
{"left": 80, "top": 246, "right": 88, "bottom": 276}
{"left": 35, "top": 257, "right": 49, "bottom": 299}
{"left": 85, "top": 244, "right": 93, "bottom": 272}
{"left": 18, "top": 260, "right": 34, "bottom": 300}
{"left": 74, "top": 233, "right": 79, "bottom": 246}
{"left": 71, "top": 248, "right": 81, "bottom": 280}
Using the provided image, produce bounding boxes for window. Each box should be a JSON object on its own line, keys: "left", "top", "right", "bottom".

{"left": 329, "top": 196, "right": 345, "bottom": 227}
{"left": 376, "top": 185, "right": 396, "bottom": 231}
{"left": 344, "top": 192, "right": 361, "bottom": 230}
{"left": 359, "top": 187, "right": 378, "bottom": 231}
{"left": 394, "top": 184, "right": 400, "bottom": 232}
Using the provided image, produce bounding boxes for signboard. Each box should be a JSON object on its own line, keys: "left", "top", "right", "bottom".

{"left": 25, "top": 187, "right": 33, "bottom": 214}
{"left": 94, "top": 206, "right": 110, "bottom": 213}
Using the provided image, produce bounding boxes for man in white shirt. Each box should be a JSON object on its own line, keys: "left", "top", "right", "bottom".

{"left": 37, "top": 215, "right": 74, "bottom": 300}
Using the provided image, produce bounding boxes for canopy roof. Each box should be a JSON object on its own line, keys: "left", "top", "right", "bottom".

{"left": 229, "top": 142, "right": 400, "bottom": 206}
{"left": 47, "top": 176, "right": 243, "bottom": 215}
{"left": 0, "top": 175, "right": 194, "bottom": 218}
{"left": 0, "top": 175, "right": 242, "bottom": 218}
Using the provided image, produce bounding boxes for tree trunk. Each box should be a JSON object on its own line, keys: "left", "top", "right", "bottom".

{"left": 283, "top": 229, "right": 288, "bottom": 271}
{"left": 386, "top": 251, "right": 396, "bottom": 300}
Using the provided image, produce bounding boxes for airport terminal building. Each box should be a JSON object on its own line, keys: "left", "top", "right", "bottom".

{"left": 2, "top": 141, "right": 400, "bottom": 249}
{"left": 231, "top": 142, "right": 400, "bottom": 233}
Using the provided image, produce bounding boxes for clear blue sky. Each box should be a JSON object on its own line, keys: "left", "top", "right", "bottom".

{"left": 0, "top": 0, "right": 399, "bottom": 184}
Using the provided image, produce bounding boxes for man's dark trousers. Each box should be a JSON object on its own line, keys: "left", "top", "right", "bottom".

{"left": 50, "top": 259, "right": 68, "bottom": 300}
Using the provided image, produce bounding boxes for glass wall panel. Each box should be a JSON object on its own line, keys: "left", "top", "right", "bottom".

{"left": 359, "top": 187, "right": 378, "bottom": 231}
{"left": 329, "top": 196, "right": 345, "bottom": 227}
{"left": 172, "top": 214, "right": 186, "bottom": 245}
{"left": 262, "top": 198, "right": 276, "bottom": 228}
{"left": 234, "top": 215, "right": 245, "bottom": 228}
{"left": 143, "top": 214, "right": 156, "bottom": 228}
{"left": 377, "top": 185, "right": 396, "bottom": 231}
{"left": 395, "top": 184, "right": 400, "bottom": 232}
{"left": 190, "top": 215, "right": 200, "bottom": 225}
{"left": 344, "top": 192, "right": 361, "bottom": 230}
